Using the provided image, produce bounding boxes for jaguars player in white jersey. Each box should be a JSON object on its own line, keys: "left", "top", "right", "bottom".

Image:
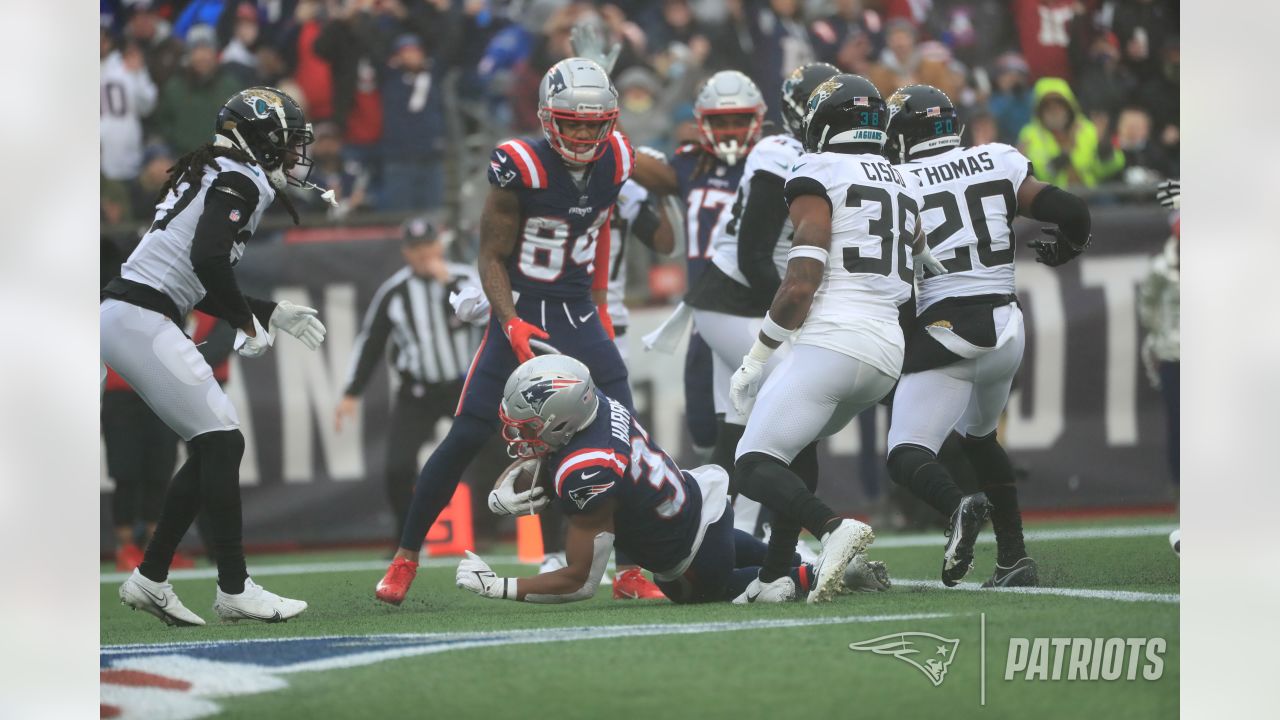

{"left": 606, "top": 173, "right": 679, "bottom": 361}
{"left": 101, "top": 87, "right": 331, "bottom": 626}
{"left": 727, "top": 75, "right": 943, "bottom": 603}
{"left": 882, "top": 85, "right": 1092, "bottom": 588}
{"left": 684, "top": 64, "right": 840, "bottom": 536}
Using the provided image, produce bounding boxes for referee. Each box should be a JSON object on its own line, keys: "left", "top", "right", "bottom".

{"left": 335, "top": 217, "right": 482, "bottom": 547}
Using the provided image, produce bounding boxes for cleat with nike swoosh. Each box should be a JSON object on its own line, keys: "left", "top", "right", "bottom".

{"left": 119, "top": 569, "right": 206, "bottom": 626}
{"left": 213, "top": 578, "right": 307, "bottom": 623}
{"left": 942, "top": 493, "right": 990, "bottom": 587}
{"left": 732, "top": 575, "right": 797, "bottom": 604}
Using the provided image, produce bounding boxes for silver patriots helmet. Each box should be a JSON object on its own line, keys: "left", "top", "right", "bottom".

{"left": 693, "top": 70, "right": 765, "bottom": 166}
{"left": 538, "top": 57, "right": 620, "bottom": 165}
{"left": 499, "top": 355, "right": 600, "bottom": 459}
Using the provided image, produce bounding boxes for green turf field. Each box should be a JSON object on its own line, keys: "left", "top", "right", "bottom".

{"left": 100, "top": 516, "right": 1179, "bottom": 720}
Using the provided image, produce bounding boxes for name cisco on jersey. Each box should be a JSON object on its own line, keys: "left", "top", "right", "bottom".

{"left": 1004, "top": 637, "right": 1167, "bottom": 681}
{"left": 861, "top": 160, "right": 907, "bottom": 188}
{"left": 907, "top": 150, "right": 997, "bottom": 186}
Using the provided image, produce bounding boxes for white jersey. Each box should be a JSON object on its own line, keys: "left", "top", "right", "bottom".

{"left": 100, "top": 51, "right": 158, "bottom": 181}
{"left": 902, "top": 143, "right": 1030, "bottom": 313}
{"left": 121, "top": 156, "right": 276, "bottom": 316}
{"left": 607, "top": 178, "right": 650, "bottom": 328}
{"left": 710, "top": 133, "right": 802, "bottom": 286}
{"left": 785, "top": 151, "right": 923, "bottom": 377}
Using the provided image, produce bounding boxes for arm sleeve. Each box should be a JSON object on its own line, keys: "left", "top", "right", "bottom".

{"left": 195, "top": 320, "right": 236, "bottom": 367}
{"left": 190, "top": 171, "right": 260, "bottom": 329}
{"left": 736, "top": 171, "right": 789, "bottom": 298}
{"left": 343, "top": 284, "right": 397, "bottom": 396}
{"left": 1028, "top": 185, "right": 1092, "bottom": 250}
{"left": 522, "top": 530, "right": 615, "bottom": 604}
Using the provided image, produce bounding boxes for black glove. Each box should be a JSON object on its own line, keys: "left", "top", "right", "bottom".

{"left": 1027, "top": 227, "right": 1090, "bottom": 267}
{"left": 1156, "top": 179, "right": 1179, "bottom": 209}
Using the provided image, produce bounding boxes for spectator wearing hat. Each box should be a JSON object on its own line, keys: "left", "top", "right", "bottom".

{"left": 988, "top": 52, "right": 1034, "bottom": 144}
{"left": 335, "top": 218, "right": 482, "bottom": 549}
{"left": 149, "top": 24, "right": 241, "bottom": 155}
{"left": 378, "top": 33, "right": 446, "bottom": 211}
{"left": 220, "top": 3, "right": 263, "bottom": 84}
{"left": 101, "top": 29, "right": 158, "bottom": 182}
{"left": 1018, "top": 76, "right": 1125, "bottom": 187}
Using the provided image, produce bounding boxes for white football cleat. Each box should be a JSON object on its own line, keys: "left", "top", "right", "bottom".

{"left": 732, "top": 576, "right": 797, "bottom": 604}
{"left": 213, "top": 578, "right": 307, "bottom": 623}
{"left": 842, "top": 553, "right": 891, "bottom": 593}
{"left": 119, "top": 569, "right": 206, "bottom": 627}
{"left": 808, "top": 519, "right": 875, "bottom": 604}
{"left": 539, "top": 552, "right": 567, "bottom": 573}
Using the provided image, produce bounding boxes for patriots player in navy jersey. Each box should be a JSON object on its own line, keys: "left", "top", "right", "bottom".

{"left": 631, "top": 71, "right": 761, "bottom": 460}
{"left": 456, "top": 355, "right": 843, "bottom": 605}
{"left": 376, "top": 57, "right": 664, "bottom": 604}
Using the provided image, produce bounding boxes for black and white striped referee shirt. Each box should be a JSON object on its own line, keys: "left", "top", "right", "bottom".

{"left": 343, "top": 264, "right": 482, "bottom": 395}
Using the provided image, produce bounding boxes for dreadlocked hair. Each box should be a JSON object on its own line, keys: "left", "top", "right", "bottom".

{"left": 155, "top": 142, "right": 301, "bottom": 225}
{"left": 691, "top": 146, "right": 720, "bottom": 179}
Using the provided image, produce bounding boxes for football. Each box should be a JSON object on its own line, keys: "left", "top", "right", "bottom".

{"left": 503, "top": 457, "right": 549, "bottom": 494}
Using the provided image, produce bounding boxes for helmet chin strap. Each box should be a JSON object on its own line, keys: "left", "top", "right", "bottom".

{"left": 216, "top": 131, "right": 338, "bottom": 206}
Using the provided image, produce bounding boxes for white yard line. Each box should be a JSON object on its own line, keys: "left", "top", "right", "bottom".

{"left": 102, "top": 612, "right": 958, "bottom": 655}
{"left": 99, "top": 523, "right": 1177, "bottom": 584}
{"left": 894, "top": 579, "right": 1179, "bottom": 604}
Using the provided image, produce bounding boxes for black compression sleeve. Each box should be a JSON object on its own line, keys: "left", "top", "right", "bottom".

{"left": 783, "top": 176, "right": 833, "bottom": 214}
{"left": 630, "top": 200, "right": 661, "bottom": 250}
{"left": 245, "top": 296, "right": 277, "bottom": 329}
{"left": 191, "top": 173, "right": 259, "bottom": 328}
{"left": 1029, "top": 185, "right": 1092, "bottom": 250}
{"left": 737, "top": 172, "right": 789, "bottom": 299}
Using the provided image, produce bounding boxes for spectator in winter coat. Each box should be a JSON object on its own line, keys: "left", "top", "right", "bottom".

{"left": 1018, "top": 77, "right": 1124, "bottom": 187}
{"left": 149, "top": 25, "right": 241, "bottom": 155}
{"left": 378, "top": 34, "right": 446, "bottom": 211}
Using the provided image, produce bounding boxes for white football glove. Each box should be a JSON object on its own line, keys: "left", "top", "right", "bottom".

{"left": 449, "top": 285, "right": 491, "bottom": 325}
{"left": 569, "top": 21, "right": 620, "bottom": 74}
{"left": 913, "top": 246, "right": 948, "bottom": 280}
{"left": 269, "top": 301, "right": 327, "bottom": 350}
{"left": 729, "top": 353, "right": 766, "bottom": 417}
{"left": 488, "top": 458, "right": 550, "bottom": 516}
{"left": 456, "top": 550, "right": 512, "bottom": 600}
{"left": 234, "top": 315, "right": 273, "bottom": 358}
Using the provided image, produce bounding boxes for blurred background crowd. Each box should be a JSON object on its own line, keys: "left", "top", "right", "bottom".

{"left": 101, "top": 0, "right": 1178, "bottom": 231}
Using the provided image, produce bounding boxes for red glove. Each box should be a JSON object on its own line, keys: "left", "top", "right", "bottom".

{"left": 503, "top": 317, "right": 550, "bottom": 363}
{"left": 597, "top": 303, "right": 615, "bottom": 340}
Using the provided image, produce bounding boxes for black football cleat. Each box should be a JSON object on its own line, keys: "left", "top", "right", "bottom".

{"left": 981, "top": 557, "right": 1039, "bottom": 588}
{"left": 941, "top": 493, "right": 990, "bottom": 587}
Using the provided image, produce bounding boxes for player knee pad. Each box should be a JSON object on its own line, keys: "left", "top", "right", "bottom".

{"left": 886, "top": 444, "right": 935, "bottom": 487}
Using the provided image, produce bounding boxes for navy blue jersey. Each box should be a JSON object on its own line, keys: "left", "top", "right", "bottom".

{"left": 670, "top": 144, "right": 744, "bottom": 288}
{"left": 486, "top": 133, "right": 636, "bottom": 301}
{"left": 551, "top": 392, "right": 702, "bottom": 573}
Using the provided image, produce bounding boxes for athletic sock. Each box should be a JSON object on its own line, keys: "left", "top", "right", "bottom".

{"left": 194, "top": 430, "right": 249, "bottom": 594}
{"left": 139, "top": 448, "right": 204, "bottom": 583}
{"left": 962, "top": 431, "right": 1027, "bottom": 564}
{"left": 736, "top": 452, "right": 839, "bottom": 541}
{"left": 887, "top": 444, "right": 965, "bottom": 518}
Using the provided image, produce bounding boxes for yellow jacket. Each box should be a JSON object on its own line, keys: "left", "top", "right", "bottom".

{"left": 1018, "top": 77, "right": 1125, "bottom": 188}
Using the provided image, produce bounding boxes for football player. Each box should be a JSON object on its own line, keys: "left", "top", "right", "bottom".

{"left": 686, "top": 63, "right": 841, "bottom": 535}
{"left": 376, "top": 58, "right": 666, "bottom": 604}
{"left": 728, "top": 74, "right": 942, "bottom": 603}
{"left": 631, "top": 70, "right": 760, "bottom": 462}
{"left": 881, "top": 85, "right": 1092, "bottom": 587}
{"left": 458, "top": 355, "right": 876, "bottom": 605}
{"left": 102, "top": 86, "right": 330, "bottom": 625}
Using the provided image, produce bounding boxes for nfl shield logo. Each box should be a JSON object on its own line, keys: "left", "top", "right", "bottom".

{"left": 229, "top": 208, "right": 242, "bottom": 222}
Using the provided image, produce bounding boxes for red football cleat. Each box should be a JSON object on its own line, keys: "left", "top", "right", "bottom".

{"left": 376, "top": 557, "right": 419, "bottom": 605}
{"left": 612, "top": 567, "right": 665, "bottom": 600}
{"left": 115, "top": 544, "right": 144, "bottom": 572}
{"left": 170, "top": 551, "right": 196, "bottom": 569}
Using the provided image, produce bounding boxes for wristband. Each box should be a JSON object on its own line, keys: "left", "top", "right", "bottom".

{"left": 504, "top": 577, "right": 515, "bottom": 601}
{"left": 760, "top": 312, "right": 795, "bottom": 345}
{"left": 788, "top": 245, "right": 829, "bottom": 264}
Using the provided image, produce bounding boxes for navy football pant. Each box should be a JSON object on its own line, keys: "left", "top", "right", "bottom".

{"left": 653, "top": 505, "right": 804, "bottom": 604}
{"left": 684, "top": 332, "right": 718, "bottom": 451}
{"left": 398, "top": 295, "right": 633, "bottom": 552}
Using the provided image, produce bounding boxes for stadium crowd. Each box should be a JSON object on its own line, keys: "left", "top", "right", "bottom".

{"left": 101, "top": 0, "right": 1179, "bottom": 224}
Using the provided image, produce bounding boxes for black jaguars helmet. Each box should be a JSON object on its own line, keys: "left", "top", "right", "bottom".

{"left": 802, "top": 73, "right": 888, "bottom": 154}
{"left": 215, "top": 86, "right": 315, "bottom": 188}
{"left": 781, "top": 62, "right": 840, "bottom": 139}
{"left": 885, "top": 84, "right": 961, "bottom": 163}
